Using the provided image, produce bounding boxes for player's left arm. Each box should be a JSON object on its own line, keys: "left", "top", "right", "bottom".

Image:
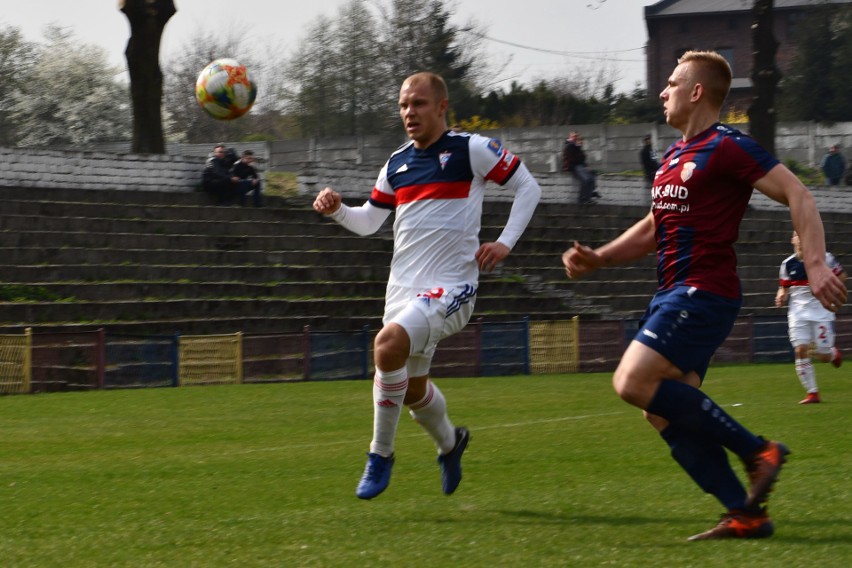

{"left": 476, "top": 161, "right": 542, "bottom": 273}
{"left": 753, "top": 164, "right": 848, "bottom": 311}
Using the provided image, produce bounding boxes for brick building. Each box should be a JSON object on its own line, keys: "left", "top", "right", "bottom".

{"left": 644, "top": 0, "right": 851, "bottom": 112}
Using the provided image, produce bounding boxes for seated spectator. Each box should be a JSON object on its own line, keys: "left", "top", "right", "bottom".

{"left": 202, "top": 144, "right": 237, "bottom": 205}
{"left": 561, "top": 131, "right": 599, "bottom": 205}
{"left": 821, "top": 144, "right": 845, "bottom": 186}
{"left": 230, "top": 150, "right": 263, "bottom": 207}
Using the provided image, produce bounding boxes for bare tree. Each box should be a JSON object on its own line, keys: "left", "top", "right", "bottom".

{"left": 162, "top": 25, "right": 258, "bottom": 143}
{"left": 747, "top": 0, "right": 779, "bottom": 156}
{"left": 120, "top": 0, "right": 175, "bottom": 154}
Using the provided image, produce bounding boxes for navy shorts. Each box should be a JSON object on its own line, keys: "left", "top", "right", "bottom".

{"left": 633, "top": 286, "right": 742, "bottom": 381}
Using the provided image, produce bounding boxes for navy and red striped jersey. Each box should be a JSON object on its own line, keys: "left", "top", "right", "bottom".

{"left": 651, "top": 123, "right": 779, "bottom": 298}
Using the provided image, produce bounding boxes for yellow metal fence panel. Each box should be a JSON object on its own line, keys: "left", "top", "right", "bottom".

{"left": 529, "top": 317, "right": 579, "bottom": 374}
{"left": 178, "top": 332, "right": 243, "bottom": 386}
{"left": 0, "top": 328, "right": 32, "bottom": 394}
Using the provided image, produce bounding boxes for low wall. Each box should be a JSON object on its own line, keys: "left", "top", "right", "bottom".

{"left": 296, "top": 162, "right": 852, "bottom": 213}
{"left": 0, "top": 147, "right": 202, "bottom": 192}
{"left": 93, "top": 121, "right": 852, "bottom": 176}
{"left": 2, "top": 146, "right": 851, "bottom": 214}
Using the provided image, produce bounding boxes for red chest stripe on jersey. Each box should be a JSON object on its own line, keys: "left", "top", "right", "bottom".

{"left": 370, "top": 186, "right": 396, "bottom": 207}
{"left": 395, "top": 181, "right": 471, "bottom": 204}
{"left": 780, "top": 278, "right": 808, "bottom": 287}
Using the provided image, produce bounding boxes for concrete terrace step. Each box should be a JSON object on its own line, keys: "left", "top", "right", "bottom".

{"left": 1, "top": 184, "right": 849, "bottom": 335}
{"left": 0, "top": 214, "right": 376, "bottom": 237}
{"left": 0, "top": 297, "right": 387, "bottom": 325}
{"left": 0, "top": 292, "right": 565, "bottom": 327}
{"left": 0, "top": 232, "right": 392, "bottom": 252}
{"left": 1, "top": 247, "right": 394, "bottom": 267}
{"left": 21, "top": 279, "right": 538, "bottom": 302}
{"left": 0, "top": 263, "right": 391, "bottom": 284}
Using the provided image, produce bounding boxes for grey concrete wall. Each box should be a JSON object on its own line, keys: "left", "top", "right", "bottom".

{"left": 297, "top": 162, "right": 852, "bottom": 213}
{"left": 91, "top": 121, "right": 852, "bottom": 176}
{"left": 4, "top": 136, "right": 852, "bottom": 214}
{"left": 0, "top": 147, "right": 202, "bottom": 192}
{"left": 108, "top": 121, "right": 852, "bottom": 175}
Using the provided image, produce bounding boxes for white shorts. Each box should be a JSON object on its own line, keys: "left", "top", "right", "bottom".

{"left": 788, "top": 318, "right": 835, "bottom": 354}
{"left": 384, "top": 284, "right": 477, "bottom": 377}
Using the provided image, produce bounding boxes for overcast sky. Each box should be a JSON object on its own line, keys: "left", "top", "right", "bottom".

{"left": 1, "top": 0, "right": 660, "bottom": 93}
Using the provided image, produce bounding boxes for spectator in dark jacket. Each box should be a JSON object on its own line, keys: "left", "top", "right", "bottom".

{"left": 561, "top": 131, "right": 599, "bottom": 205}
{"left": 821, "top": 144, "right": 845, "bottom": 186}
{"left": 202, "top": 144, "right": 237, "bottom": 205}
{"left": 640, "top": 134, "right": 660, "bottom": 186}
{"left": 230, "top": 150, "right": 263, "bottom": 207}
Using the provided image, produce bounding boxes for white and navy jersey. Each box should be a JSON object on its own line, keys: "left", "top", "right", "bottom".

{"left": 369, "top": 131, "right": 523, "bottom": 288}
{"left": 779, "top": 252, "right": 844, "bottom": 322}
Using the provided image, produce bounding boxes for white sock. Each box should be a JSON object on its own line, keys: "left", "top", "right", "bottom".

{"left": 369, "top": 367, "right": 408, "bottom": 457}
{"left": 409, "top": 381, "right": 456, "bottom": 454}
{"left": 795, "top": 358, "right": 818, "bottom": 393}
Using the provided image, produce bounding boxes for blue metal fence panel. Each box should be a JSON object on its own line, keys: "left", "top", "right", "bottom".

{"left": 104, "top": 334, "right": 176, "bottom": 388}
{"left": 479, "top": 321, "right": 528, "bottom": 376}
{"left": 308, "top": 330, "right": 370, "bottom": 381}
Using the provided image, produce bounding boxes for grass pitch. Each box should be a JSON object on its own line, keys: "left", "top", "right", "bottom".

{"left": 1, "top": 363, "right": 850, "bottom": 567}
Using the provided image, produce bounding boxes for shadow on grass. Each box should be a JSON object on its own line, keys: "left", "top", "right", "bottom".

{"left": 490, "top": 508, "right": 690, "bottom": 527}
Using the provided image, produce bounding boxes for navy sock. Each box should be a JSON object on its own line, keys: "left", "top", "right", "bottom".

{"left": 647, "top": 379, "right": 764, "bottom": 458}
{"left": 660, "top": 426, "right": 747, "bottom": 511}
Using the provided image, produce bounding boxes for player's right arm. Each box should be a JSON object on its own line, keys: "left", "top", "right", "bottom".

{"left": 312, "top": 187, "right": 390, "bottom": 236}
{"left": 775, "top": 263, "right": 790, "bottom": 308}
{"left": 563, "top": 211, "right": 656, "bottom": 279}
{"left": 775, "top": 286, "right": 789, "bottom": 308}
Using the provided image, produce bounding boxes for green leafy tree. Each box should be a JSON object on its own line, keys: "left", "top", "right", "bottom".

{"left": 284, "top": 0, "right": 486, "bottom": 137}
{"left": 335, "top": 1, "right": 392, "bottom": 134}
{"left": 10, "top": 26, "right": 130, "bottom": 148}
{"left": 0, "top": 26, "right": 37, "bottom": 146}
{"left": 608, "top": 87, "right": 664, "bottom": 125}
{"left": 286, "top": 15, "right": 342, "bottom": 138}
{"left": 382, "top": 0, "right": 482, "bottom": 119}
{"left": 781, "top": 3, "right": 852, "bottom": 122}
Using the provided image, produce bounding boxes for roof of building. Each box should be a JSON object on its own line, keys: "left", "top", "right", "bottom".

{"left": 646, "top": 0, "right": 851, "bottom": 17}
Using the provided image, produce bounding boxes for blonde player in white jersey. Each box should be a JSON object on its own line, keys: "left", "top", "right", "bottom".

{"left": 775, "top": 231, "right": 846, "bottom": 404}
{"left": 313, "top": 72, "right": 541, "bottom": 499}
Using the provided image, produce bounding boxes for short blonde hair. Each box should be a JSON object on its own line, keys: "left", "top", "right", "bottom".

{"left": 678, "top": 50, "right": 732, "bottom": 108}
{"left": 402, "top": 72, "right": 448, "bottom": 102}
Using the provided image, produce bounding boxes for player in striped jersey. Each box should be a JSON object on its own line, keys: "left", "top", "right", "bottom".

{"left": 313, "top": 72, "right": 541, "bottom": 500}
{"left": 563, "top": 51, "right": 848, "bottom": 540}
{"left": 775, "top": 231, "right": 846, "bottom": 404}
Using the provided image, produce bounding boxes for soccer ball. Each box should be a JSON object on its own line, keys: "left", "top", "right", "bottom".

{"left": 195, "top": 59, "right": 257, "bottom": 120}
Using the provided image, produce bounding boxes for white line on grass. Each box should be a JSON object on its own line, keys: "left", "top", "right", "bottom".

{"left": 231, "top": 411, "right": 628, "bottom": 455}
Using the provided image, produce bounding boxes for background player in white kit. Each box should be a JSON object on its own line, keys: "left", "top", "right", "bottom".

{"left": 775, "top": 231, "right": 847, "bottom": 404}
{"left": 313, "top": 72, "right": 541, "bottom": 499}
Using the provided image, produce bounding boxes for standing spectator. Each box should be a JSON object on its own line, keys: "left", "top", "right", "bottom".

{"left": 775, "top": 231, "right": 845, "bottom": 404}
{"left": 202, "top": 144, "right": 237, "bottom": 205}
{"left": 640, "top": 134, "right": 660, "bottom": 185}
{"left": 313, "top": 72, "right": 541, "bottom": 501}
{"left": 230, "top": 150, "right": 263, "bottom": 207}
{"left": 820, "top": 144, "right": 845, "bottom": 186}
{"left": 561, "top": 131, "right": 599, "bottom": 205}
{"left": 562, "top": 50, "right": 847, "bottom": 541}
